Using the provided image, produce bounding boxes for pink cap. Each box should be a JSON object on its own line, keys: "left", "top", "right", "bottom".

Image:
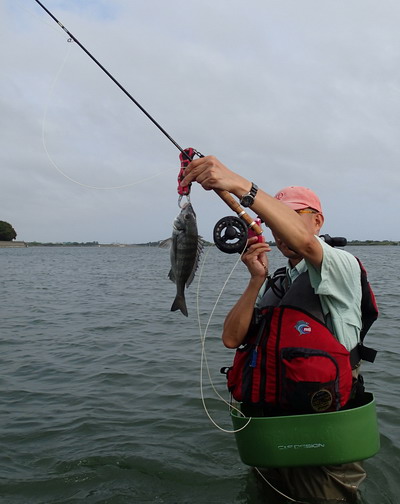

{"left": 274, "top": 186, "right": 323, "bottom": 214}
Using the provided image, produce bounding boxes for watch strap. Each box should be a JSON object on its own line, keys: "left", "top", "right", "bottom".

{"left": 240, "top": 182, "right": 258, "bottom": 207}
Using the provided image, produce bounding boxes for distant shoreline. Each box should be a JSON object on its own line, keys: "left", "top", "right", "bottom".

{"left": 1, "top": 240, "right": 398, "bottom": 248}
{"left": 23, "top": 241, "right": 215, "bottom": 247}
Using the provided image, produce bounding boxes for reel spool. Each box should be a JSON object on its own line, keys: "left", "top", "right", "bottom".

{"left": 213, "top": 216, "right": 248, "bottom": 254}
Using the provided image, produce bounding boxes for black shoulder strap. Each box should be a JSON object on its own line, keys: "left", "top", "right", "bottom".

{"left": 268, "top": 267, "right": 287, "bottom": 299}
{"left": 351, "top": 258, "right": 379, "bottom": 364}
{"left": 356, "top": 257, "right": 379, "bottom": 341}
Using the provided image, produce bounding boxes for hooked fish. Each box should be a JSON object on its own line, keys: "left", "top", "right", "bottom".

{"left": 168, "top": 202, "right": 203, "bottom": 317}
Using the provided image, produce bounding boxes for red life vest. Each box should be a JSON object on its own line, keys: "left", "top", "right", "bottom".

{"left": 223, "top": 265, "right": 377, "bottom": 414}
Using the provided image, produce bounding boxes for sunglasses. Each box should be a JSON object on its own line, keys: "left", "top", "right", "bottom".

{"left": 295, "top": 209, "right": 319, "bottom": 214}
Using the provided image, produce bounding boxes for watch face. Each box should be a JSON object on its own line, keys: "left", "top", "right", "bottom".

{"left": 241, "top": 195, "right": 253, "bottom": 207}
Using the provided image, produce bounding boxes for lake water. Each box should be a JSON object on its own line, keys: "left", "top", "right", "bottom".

{"left": 0, "top": 245, "right": 399, "bottom": 504}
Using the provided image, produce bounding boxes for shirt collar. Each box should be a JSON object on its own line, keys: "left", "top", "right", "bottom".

{"left": 286, "top": 259, "right": 307, "bottom": 284}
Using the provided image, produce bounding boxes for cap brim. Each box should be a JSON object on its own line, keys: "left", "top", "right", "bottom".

{"left": 280, "top": 201, "right": 309, "bottom": 211}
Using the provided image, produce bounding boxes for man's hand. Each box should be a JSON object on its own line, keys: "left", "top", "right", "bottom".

{"left": 242, "top": 237, "right": 271, "bottom": 279}
{"left": 181, "top": 155, "right": 250, "bottom": 197}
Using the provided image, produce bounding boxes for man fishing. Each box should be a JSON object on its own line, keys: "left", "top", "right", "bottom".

{"left": 181, "top": 156, "right": 367, "bottom": 503}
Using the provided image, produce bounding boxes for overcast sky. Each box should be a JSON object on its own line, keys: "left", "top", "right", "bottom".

{"left": 2, "top": 0, "right": 400, "bottom": 243}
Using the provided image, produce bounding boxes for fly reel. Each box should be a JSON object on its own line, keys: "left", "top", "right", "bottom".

{"left": 213, "top": 216, "right": 248, "bottom": 254}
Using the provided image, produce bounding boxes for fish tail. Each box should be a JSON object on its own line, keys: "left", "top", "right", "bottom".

{"left": 171, "top": 295, "right": 188, "bottom": 317}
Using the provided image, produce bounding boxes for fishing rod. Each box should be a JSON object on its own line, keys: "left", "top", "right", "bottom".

{"left": 33, "top": 0, "right": 263, "bottom": 245}
{"left": 33, "top": 0, "right": 191, "bottom": 160}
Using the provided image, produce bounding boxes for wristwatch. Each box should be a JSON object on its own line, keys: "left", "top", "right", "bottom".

{"left": 240, "top": 182, "right": 258, "bottom": 207}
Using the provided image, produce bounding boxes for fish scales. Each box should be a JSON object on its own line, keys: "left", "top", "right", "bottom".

{"left": 169, "top": 203, "right": 203, "bottom": 317}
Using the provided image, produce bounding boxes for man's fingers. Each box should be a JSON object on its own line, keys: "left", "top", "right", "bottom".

{"left": 181, "top": 157, "right": 211, "bottom": 186}
{"left": 245, "top": 242, "right": 271, "bottom": 254}
{"left": 182, "top": 156, "right": 224, "bottom": 188}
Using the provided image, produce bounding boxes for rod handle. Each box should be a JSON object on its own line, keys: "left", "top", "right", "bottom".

{"left": 214, "top": 189, "right": 263, "bottom": 235}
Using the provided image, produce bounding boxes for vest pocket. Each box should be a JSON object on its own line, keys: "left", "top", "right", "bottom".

{"left": 223, "top": 343, "right": 254, "bottom": 403}
{"left": 280, "top": 347, "right": 341, "bottom": 413}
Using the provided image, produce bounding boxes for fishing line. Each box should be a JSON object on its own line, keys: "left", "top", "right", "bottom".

{"left": 15, "top": 0, "right": 61, "bottom": 33}
{"left": 196, "top": 245, "right": 251, "bottom": 433}
{"left": 254, "top": 468, "right": 307, "bottom": 504}
{"left": 31, "top": 2, "right": 299, "bottom": 500}
{"left": 195, "top": 248, "right": 303, "bottom": 501}
{"left": 32, "top": 4, "right": 300, "bottom": 500}
{"left": 32, "top": 0, "right": 294, "bottom": 497}
{"left": 41, "top": 32, "right": 177, "bottom": 190}
{"left": 32, "top": 0, "right": 261, "bottom": 245}
{"left": 196, "top": 248, "right": 303, "bottom": 503}
{"left": 33, "top": 0, "right": 195, "bottom": 163}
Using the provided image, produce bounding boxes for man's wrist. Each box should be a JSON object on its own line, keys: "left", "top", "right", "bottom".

{"left": 249, "top": 275, "right": 267, "bottom": 288}
{"left": 232, "top": 178, "right": 252, "bottom": 199}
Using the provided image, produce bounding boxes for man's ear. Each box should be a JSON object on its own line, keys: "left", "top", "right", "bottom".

{"left": 315, "top": 213, "right": 324, "bottom": 232}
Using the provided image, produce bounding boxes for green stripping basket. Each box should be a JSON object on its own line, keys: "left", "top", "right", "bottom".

{"left": 230, "top": 392, "right": 380, "bottom": 467}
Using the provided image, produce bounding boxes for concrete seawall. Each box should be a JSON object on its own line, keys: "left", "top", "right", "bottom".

{"left": 0, "top": 241, "right": 27, "bottom": 248}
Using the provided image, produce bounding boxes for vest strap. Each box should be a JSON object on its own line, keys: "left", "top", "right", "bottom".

{"left": 350, "top": 343, "right": 377, "bottom": 367}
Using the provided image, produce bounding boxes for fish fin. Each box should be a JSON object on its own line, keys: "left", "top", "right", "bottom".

{"left": 171, "top": 295, "right": 188, "bottom": 317}
{"left": 168, "top": 269, "right": 176, "bottom": 283}
{"left": 198, "top": 236, "right": 205, "bottom": 253}
{"left": 168, "top": 235, "right": 179, "bottom": 283}
{"left": 159, "top": 238, "right": 172, "bottom": 249}
{"left": 186, "top": 237, "right": 204, "bottom": 287}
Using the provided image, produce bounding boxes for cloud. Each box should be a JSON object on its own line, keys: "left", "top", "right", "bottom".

{"left": 1, "top": 0, "right": 400, "bottom": 243}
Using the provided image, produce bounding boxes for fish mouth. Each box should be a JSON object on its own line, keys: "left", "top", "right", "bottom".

{"left": 181, "top": 202, "right": 196, "bottom": 217}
